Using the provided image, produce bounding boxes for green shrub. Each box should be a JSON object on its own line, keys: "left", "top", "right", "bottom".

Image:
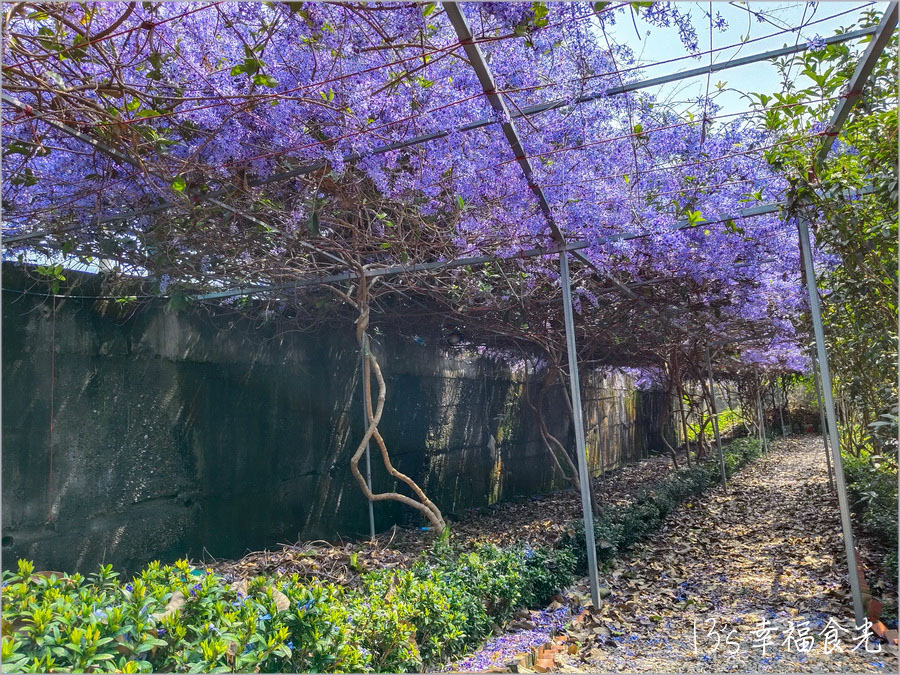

{"left": 520, "top": 546, "right": 576, "bottom": 608}
{"left": 1, "top": 559, "right": 369, "bottom": 674}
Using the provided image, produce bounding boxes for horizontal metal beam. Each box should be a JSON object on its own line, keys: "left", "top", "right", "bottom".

{"left": 2, "top": 24, "right": 876, "bottom": 245}
{"left": 192, "top": 240, "right": 589, "bottom": 300}
{"left": 607, "top": 183, "right": 875, "bottom": 244}
{"left": 193, "top": 184, "right": 869, "bottom": 301}
{"left": 710, "top": 332, "right": 777, "bottom": 348}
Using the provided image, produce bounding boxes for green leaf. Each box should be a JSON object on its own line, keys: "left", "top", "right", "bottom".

{"left": 252, "top": 74, "right": 278, "bottom": 87}
{"left": 171, "top": 176, "right": 186, "bottom": 192}
{"left": 686, "top": 210, "right": 704, "bottom": 226}
{"left": 243, "top": 57, "right": 262, "bottom": 76}
{"left": 307, "top": 211, "right": 320, "bottom": 235}
{"left": 421, "top": 2, "right": 436, "bottom": 16}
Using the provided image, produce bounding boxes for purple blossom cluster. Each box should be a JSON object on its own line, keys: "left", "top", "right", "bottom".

{"left": 480, "top": 2, "right": 535, "bottom": 29}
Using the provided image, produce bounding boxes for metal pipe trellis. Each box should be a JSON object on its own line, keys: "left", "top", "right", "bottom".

{"left": 778, "top": 381, "right": 787, "bottom": 438}
{"left": 755, "top": 369, "right": 767, "bottom": 454}
{"left": 811, "top": 352, "right": 836, "bottom": 492}
{"left": 816, "top": 2, "right": 899, "bottom": 165}
{"left": 790, "top": 0, "right": 897, "bottom": 627}
{"left": 193, "top": 241, "right": 589, "bottom": 301}
{"left": 194, "top": 185, "right": 869, "bottom": 304}
{"left": 799, "top": 216, "right": 865, "bottom": 626}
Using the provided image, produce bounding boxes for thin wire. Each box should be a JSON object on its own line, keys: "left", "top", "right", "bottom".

{"left": 484, "top": 94, "right": 843, "bottom": 173}
{"left": 2, "top": 287, "right": 167, "bottom": 300}
{"left": 6, "top": 3, "right": 221, "bottom": 70}
{"left": 502, "top": 3, "right": 874, "bottom": 97}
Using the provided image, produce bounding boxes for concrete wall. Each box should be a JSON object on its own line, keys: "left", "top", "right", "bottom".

{"left": 2, "top": 265, "right": 670, "bottom": 574}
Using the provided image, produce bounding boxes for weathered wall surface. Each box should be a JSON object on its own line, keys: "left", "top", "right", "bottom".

{"left": 2, "top": 266, "right": 670, "bottom": 574}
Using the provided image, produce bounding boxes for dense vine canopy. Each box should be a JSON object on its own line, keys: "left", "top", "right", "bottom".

{"left": 1, "top": 1, "right": 879, "bottom": 373}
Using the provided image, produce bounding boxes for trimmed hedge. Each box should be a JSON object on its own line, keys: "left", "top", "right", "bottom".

{"left": 2, "top": 437, "right": 761, "bottom": 673}
{"left": 1, "top": 546, "right": 574, "bottom": 674}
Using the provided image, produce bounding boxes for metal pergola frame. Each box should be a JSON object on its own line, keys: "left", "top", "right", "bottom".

{"left": 2, "top": 1, "right": 895, "bottom": 620}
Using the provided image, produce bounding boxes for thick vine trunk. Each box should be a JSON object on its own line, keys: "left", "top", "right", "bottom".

{"left": 343, "top": 275, "right": 446, "bottom": 532}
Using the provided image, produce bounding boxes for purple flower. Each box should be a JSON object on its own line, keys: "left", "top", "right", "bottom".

{"left": 807, "top": 34, "right": 827, "bottom": 52}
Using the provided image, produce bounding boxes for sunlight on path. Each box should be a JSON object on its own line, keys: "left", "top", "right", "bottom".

{"left": 558, "top": 435, "right": 896, "bottom": 673}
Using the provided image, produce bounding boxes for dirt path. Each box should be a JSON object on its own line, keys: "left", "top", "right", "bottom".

{"left": 558, "top": 435, "right": 896, "bottom": 672}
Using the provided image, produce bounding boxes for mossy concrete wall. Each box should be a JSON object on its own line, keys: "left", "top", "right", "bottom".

{"left": 2, "top": 266, "right": 670, "bottom": 574}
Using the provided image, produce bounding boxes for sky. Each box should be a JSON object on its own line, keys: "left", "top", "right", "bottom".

{"left": 603, "top": 1, "right": 889, "bottom": 115}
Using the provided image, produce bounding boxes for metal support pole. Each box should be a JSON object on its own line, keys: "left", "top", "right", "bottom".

{"left": 811, "top": 352, "right": 836, "bottom": 492}
{"left": 755, "top": 371, "right": 767, "bottom": 453}
{"left": 705, "top": 346, "right": 728, "bottom": 490}
{"left": 360, "top": 334, "right": 376, "bottom": 540}
{"left": 798, "top": 217, "right": 865, "bottom": 625}
{"left": 778, "top": 378, "right": 787, "bottom": 437}
{"left": 559, "top": 250, "right": 601, "bottom": 609}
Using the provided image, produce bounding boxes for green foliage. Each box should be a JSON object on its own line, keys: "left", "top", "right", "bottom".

{"left": 843, "top": 448, "right": 899, "bottom": 580}
{"left": 687, "top": 407, "right": 742, "bottom": 441}
{"left": 1, "top": 543, "right": 574, "bottom": 673}
{"left": 34, "top": 263, "right": 66, "bottom": 294}
{"left": 1, "top": 560, "right": 367, "bottom": 673}
{"left": 753, "top": 10, "right": 898, "bottom": 458}
{"left": 520, "top": 546, "right": 577, "bottom": 608}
